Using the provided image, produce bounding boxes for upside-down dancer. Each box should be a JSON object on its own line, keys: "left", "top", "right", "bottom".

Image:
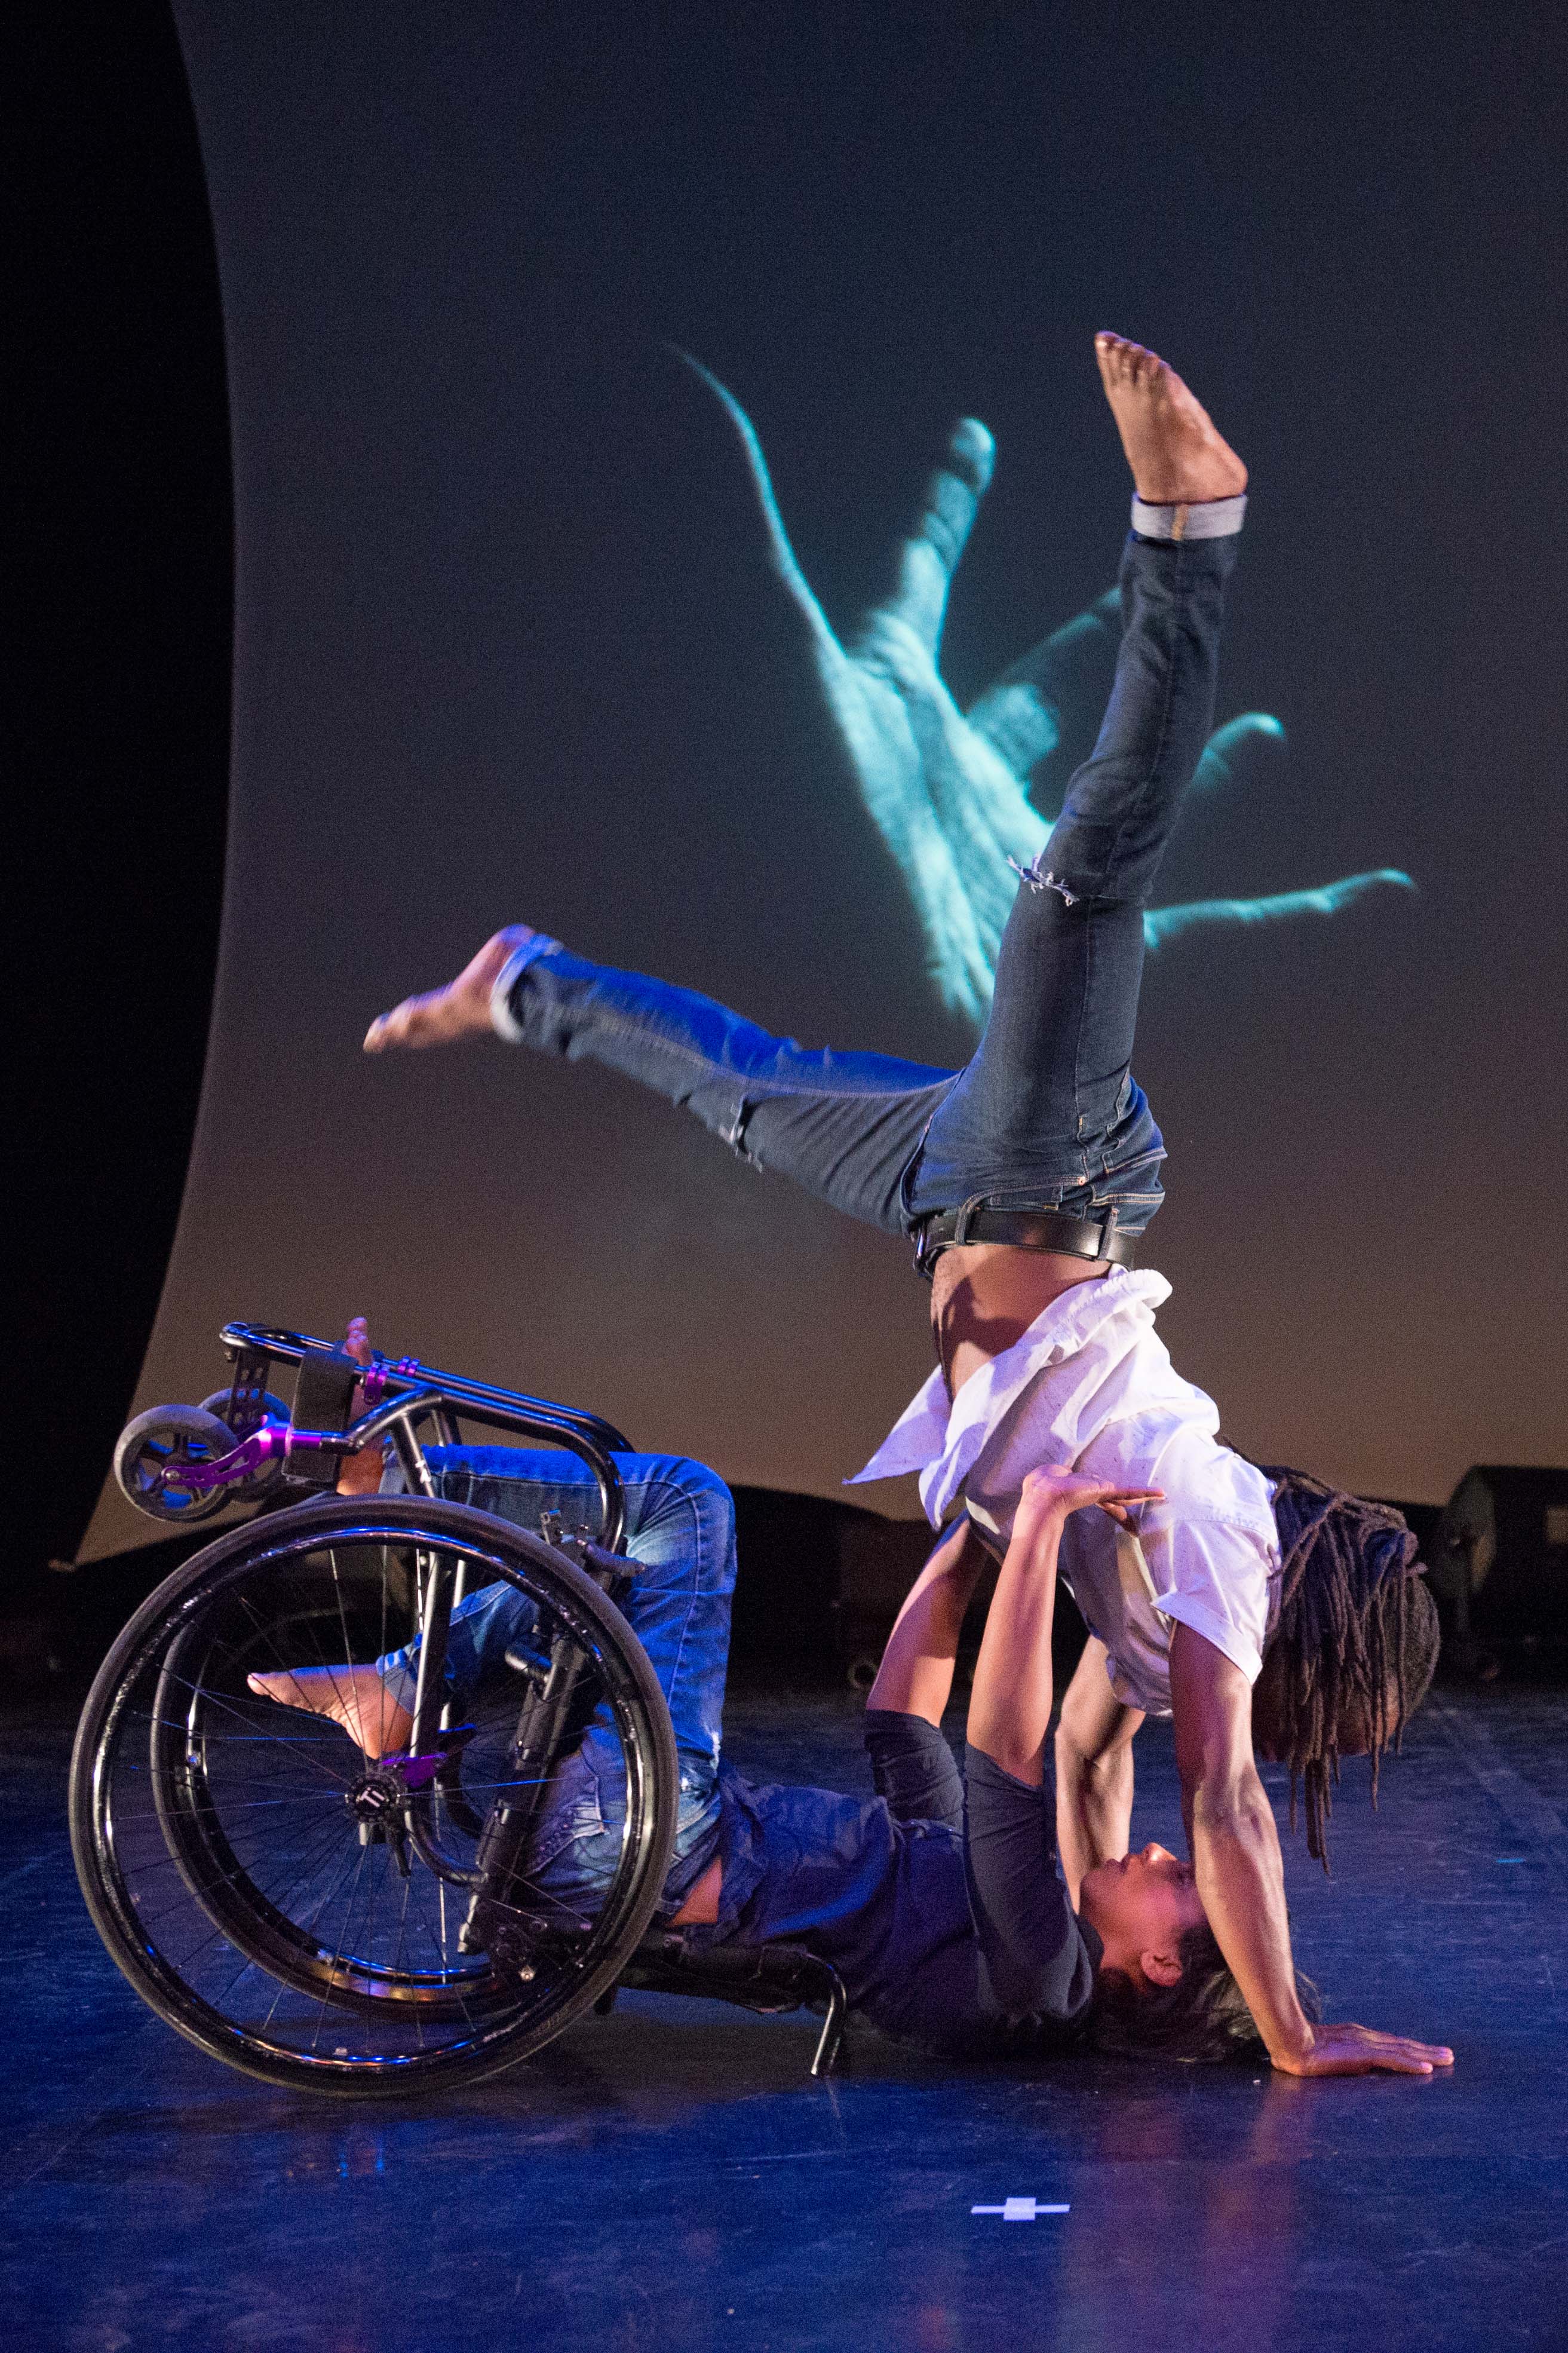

{"left": 300, "top": 332, "right": 1448, "bottom": 2075}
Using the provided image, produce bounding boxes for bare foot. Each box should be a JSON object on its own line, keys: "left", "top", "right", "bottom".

{"left": 247, "top": 1662, "right": 413, "bottom": 1760}
{"left": 1094, "top": 332, "right": 1247, "bottom": 505}
{"left": 363, "top": 924, "right": 540, "bottom": 1054}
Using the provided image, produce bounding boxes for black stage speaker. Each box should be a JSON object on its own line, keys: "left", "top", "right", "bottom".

{"left": 1429, "top": 1465, "right": 1568, "bottom": 1649}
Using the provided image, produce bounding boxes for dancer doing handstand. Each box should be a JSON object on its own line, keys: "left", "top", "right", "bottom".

{"left": 332, "top": 333, "right": 1448, "bottom": 2074}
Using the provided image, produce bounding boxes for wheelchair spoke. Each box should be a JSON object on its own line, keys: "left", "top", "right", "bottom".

{"left": 391, "top": 1856, "right": 417, "bottom": 1996}
{"left": 151, "top": 1666, "right": 360, "bottom": 1788}
{"left": 209, "top": 1821, "right": 363, "bottom": 2009}
{"left": 325, "top": 1548, "right": 360, "bottom": 1716}
{"left": 126, "top": 1809, "right": 348, "bottom": 1938}
{"left": 377, "top": 1545, "right": 391, "bottom": 1729}
{"left": 308, "top": 1838, "right": 374, "bottom": 2051}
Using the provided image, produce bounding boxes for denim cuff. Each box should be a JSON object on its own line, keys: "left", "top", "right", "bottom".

{"left": 490, "top": 935, "right": 565, "bottom": 1043}
{"left": 1130, "top": 491, "right": 1247, "bottom": 542}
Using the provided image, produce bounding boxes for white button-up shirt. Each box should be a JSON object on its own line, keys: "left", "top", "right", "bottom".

{"left": 848, "top": 1267, "right": 1280, "bottom": 1717}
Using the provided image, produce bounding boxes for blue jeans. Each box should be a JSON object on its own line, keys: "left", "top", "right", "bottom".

{"left": 501, "top": 528, "right": 1237, "bottom": 1241}
{"left": 381, "top": 1448, "right": 734, "bottom": 1918}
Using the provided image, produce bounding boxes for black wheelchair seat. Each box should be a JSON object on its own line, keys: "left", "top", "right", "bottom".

{"left": 604, "top": 1931, "right": 848, "bottom": 2076}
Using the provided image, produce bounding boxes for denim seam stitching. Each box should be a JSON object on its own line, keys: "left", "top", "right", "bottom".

{"left": 655, "top": 1484, "right": 709, "bottom": 1773}
{"left": 554, "top": 1004, "right": 952, "bottom": 1115}
{"left": 1093, "top": 541, "right": 1189, "bottom": 897}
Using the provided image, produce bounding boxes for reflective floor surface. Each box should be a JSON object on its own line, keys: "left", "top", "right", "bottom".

{"left": 5, "top": 1679, "right": 1566, "bottom": 2352}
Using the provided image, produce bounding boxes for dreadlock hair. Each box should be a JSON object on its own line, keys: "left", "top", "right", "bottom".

{"left": 1256, "top": 1465, "right": 1440, "bottom": 1871}
{"left": 1088, "top": 1920, "right": 1322, "bottom": 2065}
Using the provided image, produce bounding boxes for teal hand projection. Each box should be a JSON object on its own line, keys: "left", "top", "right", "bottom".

{"left": 684, "top": 359, "right": 1413, "bottom": 1025}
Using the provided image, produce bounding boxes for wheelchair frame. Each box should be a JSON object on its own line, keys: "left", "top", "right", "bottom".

{"left": 78, "top": 1321, "right": 847, "bottom": 2091}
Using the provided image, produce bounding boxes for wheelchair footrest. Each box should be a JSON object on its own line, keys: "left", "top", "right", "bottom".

{"left": 616, "top": 1931, "right": 849, "bottom": 2077}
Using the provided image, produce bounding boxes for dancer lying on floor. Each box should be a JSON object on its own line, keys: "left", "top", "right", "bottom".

{"left": 358, "top": 332, "right": 1449, "bottom": 2075}
{"left": 254, "top": 1329, "right": 1284, "bottom": 2063}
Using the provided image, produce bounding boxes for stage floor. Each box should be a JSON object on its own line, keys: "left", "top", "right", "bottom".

{"left": 5, "top": 1678, "right": 1566, "bottom": 2352}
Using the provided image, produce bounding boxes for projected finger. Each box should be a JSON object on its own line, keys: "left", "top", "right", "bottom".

{"left": 966, "top": 587, "right": 1121, "bottom": 778}
{"left": 674, "top": 349, "right": 842, "bottom": 669}
{"left": 1190, "top": 711, "right": 1287, "bottom": 796}
{"left": 1142, "top": 869, "right": 1416, "bottom": 952}
{"left": 865, "top": 417, "right": 996, "bottom": 661}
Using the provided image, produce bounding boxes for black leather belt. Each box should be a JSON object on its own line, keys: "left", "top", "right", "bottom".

{"left": 912, "top": 1203, "right": 1136, "bottom": 1280}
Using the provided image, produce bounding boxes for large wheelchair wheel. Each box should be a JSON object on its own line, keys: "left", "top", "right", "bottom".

{"left": 70, "top": 1496, "right": 679, "bottom": 2097}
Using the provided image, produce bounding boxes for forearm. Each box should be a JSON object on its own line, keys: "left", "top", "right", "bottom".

{"left": 966, "top": 1503, "right": 1064, "bottom": 1784}
{"left": 1187, "top": 1770, "right": 1313, "bottom": 2066}
{"left": 867, "top": 1521, "right": 988, "bottom": 1726}
{"left": 1193, "top": 1769, "right": 1455, "bottom": 2078}
{"left": 1168, "top": 1622, "right": 1312, "bottom": 2064}
{"left": 1054, "top": 1636, "right": 1141, "bottom": 1906}
{"left": 1054, "top": 1732, "right": 1134, "bottom": 1907}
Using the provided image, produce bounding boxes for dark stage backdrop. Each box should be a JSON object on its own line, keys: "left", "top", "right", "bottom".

{"left": 84, "top": 0, "right": 1567, "bottom": 1557}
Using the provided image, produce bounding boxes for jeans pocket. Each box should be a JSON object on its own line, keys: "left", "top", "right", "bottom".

{"left": 673, "top": 1773, "right": 722, "bottom": 1854}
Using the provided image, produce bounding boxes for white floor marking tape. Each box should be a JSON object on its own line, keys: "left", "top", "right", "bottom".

{"left": 971, "top": 2198, "right": 1070, "bottom": 2220}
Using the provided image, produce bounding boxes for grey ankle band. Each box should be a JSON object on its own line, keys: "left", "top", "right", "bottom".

{"left": 490, "top": 935, "right": 563, "bottom": 1043}
{"left": 1130, "top": 491, "right": 1247, "bottom": 542}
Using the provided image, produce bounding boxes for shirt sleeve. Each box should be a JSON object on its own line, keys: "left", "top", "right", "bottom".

{"left": 962, "top": 1745, "right": 1100, "bottom": 2024}
{"left": 863, "top": 1709, "right": 965, "bottom": 1832}
{"left": 1148, "top": 1516, "right": 1276, "bottom": 1685}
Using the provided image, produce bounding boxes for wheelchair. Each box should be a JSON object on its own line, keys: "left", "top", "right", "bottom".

{"left": 70, "top": 1323, "right": 847, "bottom": 2099}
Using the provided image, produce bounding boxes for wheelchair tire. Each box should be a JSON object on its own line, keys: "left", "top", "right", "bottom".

{"left": 70, "top": 1494, "right": 679, "bottom": 2098}
{"left": 113, "top": 1404, "right": 237, "bottom": 1524}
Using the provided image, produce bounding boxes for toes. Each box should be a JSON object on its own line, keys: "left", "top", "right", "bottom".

{"left": 365, "top": 996, "right": 420, "bottom": 1052}
{"left": 1096, "top": 333, "right": 1159, "bottom": 388}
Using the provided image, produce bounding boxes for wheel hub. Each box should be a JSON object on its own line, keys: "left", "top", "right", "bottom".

{"left": 346, "top": 1767, "right": 407, "bottom": 1824}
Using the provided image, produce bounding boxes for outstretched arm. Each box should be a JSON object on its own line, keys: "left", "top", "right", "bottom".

{"left": 1168, "top": 1622, "right": 1453, "bottom": 2078}
{"left": 862, "top": 1519, "right": 989, "bottom": 1840}
{"left": 956, "top": 1467, "right": 1159, "bottom": 2024}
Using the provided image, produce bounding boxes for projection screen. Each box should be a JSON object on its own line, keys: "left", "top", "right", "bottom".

{"left": 83, "top": 1, "right": 1566, "bottom": 1558}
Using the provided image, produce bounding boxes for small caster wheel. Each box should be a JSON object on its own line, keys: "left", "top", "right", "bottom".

{"left": 113, "top": 1404, "right": 237, "bottom": 1524}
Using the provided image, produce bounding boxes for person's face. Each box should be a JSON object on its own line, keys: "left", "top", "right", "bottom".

{"left": 1078, "top": 1843, "right": 1208, "bottom": 1983}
